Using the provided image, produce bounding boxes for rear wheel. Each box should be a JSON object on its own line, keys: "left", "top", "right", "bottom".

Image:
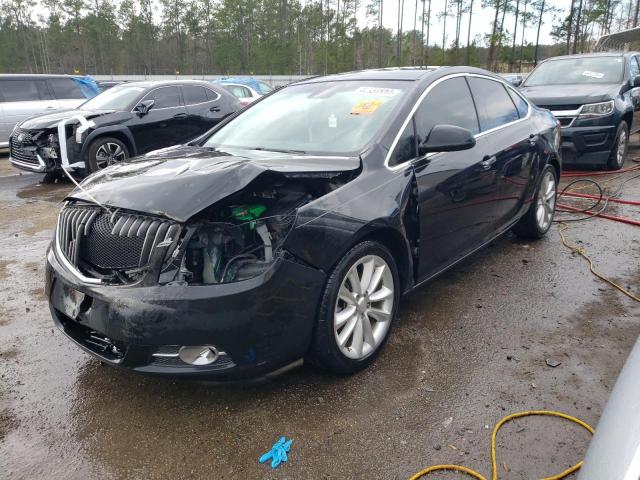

{"left": 86, "top": 137, "right": 129, "bottom": 173}
{"left": 607, "top": 122, "right": 628, "bottom": 170}
{"left": 512, "top": 165, "right": 557, "bottom": 239}
{"left": 307, "top": 241, "right": 399, "bottom": 375}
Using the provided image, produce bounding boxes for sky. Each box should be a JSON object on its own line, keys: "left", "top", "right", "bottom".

{"left": 361, "top": 0, "right": 569, "bottom": 46}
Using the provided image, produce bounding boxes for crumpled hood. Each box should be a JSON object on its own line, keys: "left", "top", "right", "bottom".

{"left": 520, "top": 83, "right": 621, "bottom": 107}
{"left": 20, "top": 109, "right": 120, "bottom": 130}
{"left": 67, "top": 145, "right": 360, "bottom": 222}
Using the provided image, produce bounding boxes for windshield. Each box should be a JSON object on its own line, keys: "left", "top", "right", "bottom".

{"left": 524, "top": 56, "right": 624, "bottom": 86}
{"left": 80, "top": 85, "right": 146, "bottom": 111}
{"left": 203, "top": 80, "right": 410, "bottom": 155}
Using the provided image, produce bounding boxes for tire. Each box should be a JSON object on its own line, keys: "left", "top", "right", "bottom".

{"left": 512, "top": 164, "right": 557, "bottom": 239}
{"left": 607, "top": 122, "right": 629, "bottom": 171}
{"left": 86, "top": 137, "right": 129, "bottom": 173}
{"left": 307, "top": 240, "right": 400, "bottom": 375}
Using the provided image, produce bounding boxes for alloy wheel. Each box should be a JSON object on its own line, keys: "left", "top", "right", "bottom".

{"left": 536, "top": 170, "right": 556, "bottom": 231}
{"left": 95, "top": 142, "right": 126, "bottom": 169}
{"left": 616, "top": 129, "right": 627, "bottom": 167}
{"left": 333, "top": 255, "right": 394, "bottom": 360}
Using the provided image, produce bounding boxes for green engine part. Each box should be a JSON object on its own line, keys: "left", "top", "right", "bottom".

{"left": 231, "top": 204, "right": 267, "bottom": 222}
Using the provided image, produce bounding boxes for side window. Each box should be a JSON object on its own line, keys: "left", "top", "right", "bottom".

{"left": 48, "top": 78, "right": 85, "bottom": 99}
{"left": 182, "top": 85, "right": 208, "bottom": 105}
{"left": 0, "top": 79, "right": 53, "bottom": 102}
{"left": 630, "top": 56, "right": 640, "bottom": 78}
{"left": 389, "top": 118, "right": 417, "bottom": 166}
{"left": 506, "top": 87, "right": 529, "bottom": 118}
{"left": 206, "top": 88, "right": 221, "bottom": 101}
{"left": 258, "top": 82, "right": 273, "bottom": 94}
{"left": 414, "top": 77, "right": 480, "bottom": 144}
{"left": 467, "top": 77, "right": 520, "bottom": 131}
{"left": 228, "top": 85, "right": 251, "bottom": 98}
{"left": 144, "top": 86, "right": 181, "bottom": 109}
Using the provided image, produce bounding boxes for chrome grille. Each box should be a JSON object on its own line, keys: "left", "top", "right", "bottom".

{"left": 57, "top": 204, "right": 181, "bottom": 279}
{"left": 10, "top": 129, "right": 39, "bottom": 165}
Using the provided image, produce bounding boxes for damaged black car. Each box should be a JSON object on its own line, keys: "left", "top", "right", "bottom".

{"left": 10, "top": 80, "right": 239, "bottom": 180}
{"left": 46, "top": 67, "right": 561, "bottom": 379}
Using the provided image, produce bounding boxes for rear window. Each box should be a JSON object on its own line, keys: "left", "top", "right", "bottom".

{"left": 0, "top": 79, "right": 53, "bottom": 102}
{"left": 48, "top": 78, "right": 86, "bottom": 99}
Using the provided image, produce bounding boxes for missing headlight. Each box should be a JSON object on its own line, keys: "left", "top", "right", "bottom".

{"left": 180, "top": 189, "right": 310, "bottom": 284}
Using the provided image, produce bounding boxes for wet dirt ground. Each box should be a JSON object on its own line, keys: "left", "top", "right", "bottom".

{"left": 1, "top": 150, "right": 639, "bottom": 480}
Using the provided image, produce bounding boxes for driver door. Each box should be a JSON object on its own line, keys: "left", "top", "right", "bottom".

{"left": 128, "top": 86, "right": 188, "bottom": 153}
{"left": 393, "top": 76, "right": 502, "bottom": 280}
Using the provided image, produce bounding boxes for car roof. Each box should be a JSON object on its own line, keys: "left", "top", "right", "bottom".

{"left": 302, "top": 67, "right": 439, "bottom": 83}
{"left": 542, "top": 51, "right": 638, "bottom": 61}
{"left": 118, "top": 79, "right": 223, "bottom": 89}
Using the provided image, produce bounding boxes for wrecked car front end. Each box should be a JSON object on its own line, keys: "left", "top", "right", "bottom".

{"left": 45, "top": 150, "right": 361, "bottom": 378}
{"left": 10, "top": 110, "right": 110, "bottom": 174}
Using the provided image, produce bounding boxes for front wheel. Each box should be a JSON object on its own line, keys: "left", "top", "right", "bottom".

{"left": 607, "top": 122, "right": 628, "bottom": 171}
{"left": 86, "top": 137, "right": 130, "bottom": 173}
{"left": 307, "top": 241, "right": 400, "bottom": 375}
{"left": 512, "top": 165, "right": 557, "bottom": 239}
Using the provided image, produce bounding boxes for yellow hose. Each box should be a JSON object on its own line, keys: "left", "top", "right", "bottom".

{"left": 408, "top": 410, "right": 594, "bottom": 480}
{"left": 558, "top": 223, "right": 640, "bottom": 303}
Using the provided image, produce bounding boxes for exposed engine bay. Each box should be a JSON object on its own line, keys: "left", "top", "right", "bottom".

{"left": 178, "top": 172, "right": 352, "bottom": 284}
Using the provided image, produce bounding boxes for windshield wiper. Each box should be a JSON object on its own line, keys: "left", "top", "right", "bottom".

{"left": 252, "top": 147, "right": 307, "bottom": 155}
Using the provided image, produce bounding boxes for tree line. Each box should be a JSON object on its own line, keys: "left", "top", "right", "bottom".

{"left": 0, "top": 0, "right": 637, "bottom": 76}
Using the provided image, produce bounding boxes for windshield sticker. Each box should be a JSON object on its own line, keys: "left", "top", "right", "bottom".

{"left": 328, "top": 114, "right": 337, "bottom": 128}
{"left": 351, "top": 100, "right": 383, "bottom": 115}
{"left": 355, "top": 87, "right": 399, "bottom": 97}
{"left": 582, "top": 70, "right": 604, "bottom": 79}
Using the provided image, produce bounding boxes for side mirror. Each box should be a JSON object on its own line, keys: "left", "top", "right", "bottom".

{"left": 632, "top": 75, "right": 640, "bottom": 88}
{"left": 418, "top": 124, "right": 476, "bottom": 155}
{"left": 511, "top": 78, "right": 523, "bottom": 87}
{"left": 134, "top": 99, "right": 155, "bottom": 116}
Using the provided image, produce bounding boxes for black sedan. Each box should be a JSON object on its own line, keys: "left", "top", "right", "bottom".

{"left": 46, "top": 67, "right": 561, "bottom": 379}
{"left": 9, "top": 80, "right": 239, "bottom": 179}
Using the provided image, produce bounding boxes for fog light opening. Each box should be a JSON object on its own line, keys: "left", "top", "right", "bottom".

{"left": 178, "top": 345, "right": 220, "bottom": 365}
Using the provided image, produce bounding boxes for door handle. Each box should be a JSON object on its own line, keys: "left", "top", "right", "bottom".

{"left": 529, "top": 134, "right": 539, "bottom": 147}
{"left": 480, "top": 155, "right": 496, "bottom": 170}
{"left": 209, "top": 106, "right": 221, "bottom": 112}
{"left": 173, "top": 113, "right": 187, "bottom": 119}
{"left": 46, "top": 106, "right": 56, "bottom": 110}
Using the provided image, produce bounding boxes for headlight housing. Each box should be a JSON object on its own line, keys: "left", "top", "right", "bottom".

{"left": 579, "top": 100, "right": 614, "bottom": 118}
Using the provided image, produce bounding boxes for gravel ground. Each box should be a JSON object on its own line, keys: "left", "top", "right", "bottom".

{"left": 0, "top": 147, "right": 639, "bottom": 480}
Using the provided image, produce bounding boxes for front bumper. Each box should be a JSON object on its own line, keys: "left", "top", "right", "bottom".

{"left": 9, "top": 153, "right": 49, "bottom": 173}
{"left": 46, "top": 246, "right": 326, "bottom": 379}
{"left": 559, "top": 124, "right": 616, "bottom": 166}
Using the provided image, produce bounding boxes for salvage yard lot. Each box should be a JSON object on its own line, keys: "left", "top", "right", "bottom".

{"left": 1, "top": 149, "right": 639, "bottom": 479}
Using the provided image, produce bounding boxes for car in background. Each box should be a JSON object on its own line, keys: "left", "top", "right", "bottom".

{"left": 46, "top": 67, "right": 561, "bottom": 378}
{"left": 97, "top": 80, "right": 128, "bottom": 92}
{"left": 578, "top": 335, "right": 640, "bottom": 479}
{"left": 520, "top": 52, "right": 640, "bottom": 170}
{"left": 9, "top": 80, "right": 240, "bottom": 178}
{"left": 500, "top": 73, "right": 524, "bottom": 86}
{"left": 212, "top": 77, "right": 274, "bottom": 106}
{"left": 0, "top": 74, "right": 99, "bottom": 151}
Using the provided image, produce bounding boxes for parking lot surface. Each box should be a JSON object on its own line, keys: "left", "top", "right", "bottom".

{"left": 1, "top": 150, "right": 639, "bottom": 480}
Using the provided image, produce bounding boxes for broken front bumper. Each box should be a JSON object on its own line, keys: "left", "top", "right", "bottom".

{"left": 46, "top": 246, "right": 326, "bottom": 379}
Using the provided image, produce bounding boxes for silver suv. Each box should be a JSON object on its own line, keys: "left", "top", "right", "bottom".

{"left": 0, "top": 74, "right": 95, "bottom": 151}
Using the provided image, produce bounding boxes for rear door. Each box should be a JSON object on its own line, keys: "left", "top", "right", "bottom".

{"left": 0, "top": 78, "right": 58, "bottom": 142}
{"left": 182, "top": 85, "right": 229, "bottom": 139}
{"left": 128, "top": 86, "right": 188, "bottom": 153}
{"left": 467, "top": 76, "right": 535, "bottom": 234}
{"left": 396, "top": 75, "right": 500, "bottom": 279}
{"left": 47, "top": 77, "right": 87, "bottom": 111}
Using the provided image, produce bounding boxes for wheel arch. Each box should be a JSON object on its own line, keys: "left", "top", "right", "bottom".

{"left": 81, "top": 126, "right": 137, "bottom": 161}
